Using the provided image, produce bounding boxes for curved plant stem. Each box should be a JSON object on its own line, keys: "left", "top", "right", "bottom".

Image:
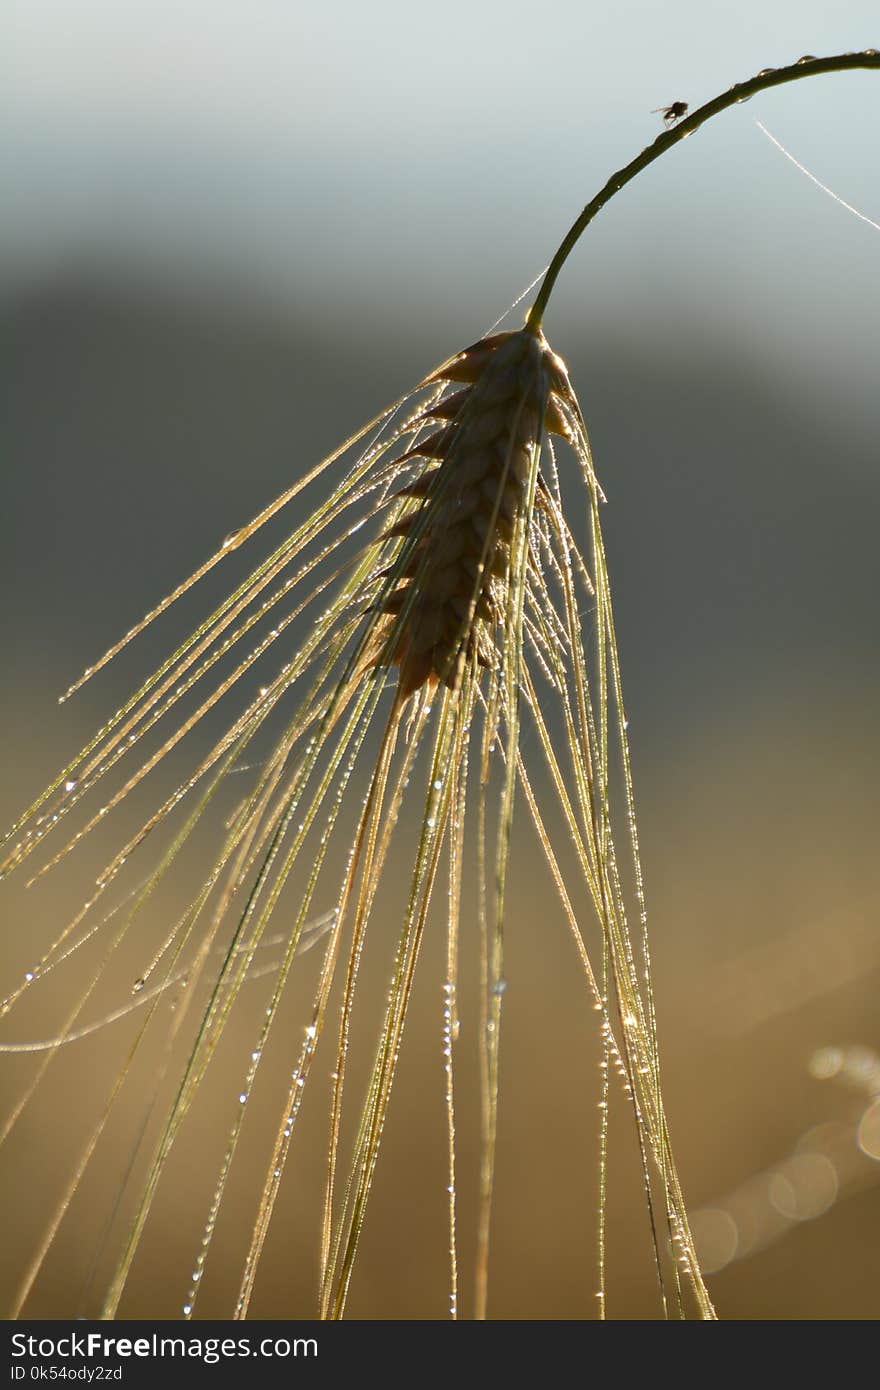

{"left": 528, "top": 49, "right": 879, "bottom": 328}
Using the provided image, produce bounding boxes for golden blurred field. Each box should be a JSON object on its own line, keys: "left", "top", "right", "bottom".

{"left": 2, "top": 287, "right": 879, "bottom": 1321}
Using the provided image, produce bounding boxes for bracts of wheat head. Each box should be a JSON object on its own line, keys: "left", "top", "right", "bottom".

{"left": 0, "top": 322, "right": 714, "bottom": 1320}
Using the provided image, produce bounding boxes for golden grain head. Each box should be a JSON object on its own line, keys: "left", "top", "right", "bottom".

{"left": 367, "top": 326, "right": 575, "bottom": 699}
{"left": 0, "top": 306, "right": 709, "bottom": 1321}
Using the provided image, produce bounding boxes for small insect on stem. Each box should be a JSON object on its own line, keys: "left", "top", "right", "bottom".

{"left": 652, "top": 100, "right": 688, "bottom": 126}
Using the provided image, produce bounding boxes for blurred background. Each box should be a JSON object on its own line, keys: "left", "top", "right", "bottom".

{"left": 2, "top": 0, "right": 879, "bottom": 1320}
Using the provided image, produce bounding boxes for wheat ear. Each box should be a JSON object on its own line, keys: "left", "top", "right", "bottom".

{"left": 2, "top": 49, "right": 875, "bottom": 1321}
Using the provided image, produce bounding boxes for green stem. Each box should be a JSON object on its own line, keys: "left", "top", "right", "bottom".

{"left": 527, "top": 49, "right": 879, "bottom": 329}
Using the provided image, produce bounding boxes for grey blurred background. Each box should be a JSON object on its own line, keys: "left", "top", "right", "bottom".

{"left": 2, "top": 0, "right": 879, "bottom": 1319}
